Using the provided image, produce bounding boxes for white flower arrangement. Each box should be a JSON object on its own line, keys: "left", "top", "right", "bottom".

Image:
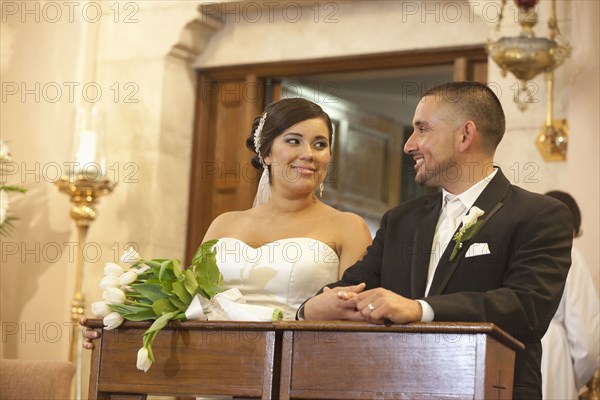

{"left": 92, "top": 244, "right": 283, "bottom": 372}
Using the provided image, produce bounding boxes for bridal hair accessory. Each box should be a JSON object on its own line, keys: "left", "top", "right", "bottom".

{"left": 253, "top": 111, "right": 268, "bottom": 166}
{"left": 252, "top": 111, "right": 271, "bottom": 207}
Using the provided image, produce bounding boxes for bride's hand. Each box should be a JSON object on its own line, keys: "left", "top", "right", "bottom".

{"left": 305, "top": 283, "right": 366, "bottom": 320}
{"left": 324, "top": 286, "right": 360, "bottom": 301}
{"left": 79, "top": 317, "right": 101, "bottom": 350}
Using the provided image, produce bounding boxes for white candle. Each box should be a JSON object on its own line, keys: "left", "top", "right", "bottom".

{"left": 74, "top": 130, "right": 98, "bottom": 177}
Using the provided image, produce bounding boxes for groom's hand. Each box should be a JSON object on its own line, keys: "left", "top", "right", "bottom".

{"left": 356, "top": 288, "right": 423, "bottom": 325}
{"left": 304, "top": 283, "right": 366, "bottom": 321}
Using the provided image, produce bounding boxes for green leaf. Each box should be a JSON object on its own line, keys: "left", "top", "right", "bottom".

{"left": 183, "top": 269, "right": 198, "bottom": 296}
{"left": 145, "top": 311, "right": 178, "bottom": 335}
{"left": 172, "top": 281, "right": 192, "bottom": 304}
{"left": 158, "top": 260, "right": 169, "bottom": 281}
{"left": 169, "top": 296, "right": 189, "bottom": 312}
{"left": 194, "top": 260, "right": 223, "bottom": 300}
{"left": 191, "top": 239, "right": 218, "bottom": 266}
{"left": 141, "top": 260, "right": 162, "bottom": 269}
{"left": 108, "top": 304, "right": 150, "bottom": 315}
{"left": 126, "top": 295, "right": 153, "bottom": 306}
{"left": 143, "top": 330, "right": 155, "bottom": 347}
{"left": 152, "top": 297, "right": 178, "bottom": 315}
{"left": 146, "top": 262, "right": 162, "bottom": 278}
{"left": 132, "top": 283, "right": 168, "bottom": 302}
{"left": 272, "top": 309, "right": 284, "bottom": 321}
{"left": 123, "top": 309, "right": 159, "bottom": 321}
{"left": 144, "top": 277, "right": 162, "bottom": 285}
{"left": 172, "top": 312, "right": 187, "bottom": 321}
{"left": 160, "top": 280, "right": 173, "bottom": 294}
{"left": 172, "top": 259, "right": 183, "bottom": 279}
{"left": 159, "top": 260, "right": 176, "bottom": 282}
{"left": 0, "top": 185, "right": 27, "bottom": 193}
{"left": 192, "top": 240, "right": 223, "bottom": 299}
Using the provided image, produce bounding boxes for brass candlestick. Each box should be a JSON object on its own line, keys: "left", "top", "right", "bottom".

{"left": 535, "top": 71, "right": 568, "bottom": 161}
{"left": 55, "top": 175, "right": 115, "bottom": 397}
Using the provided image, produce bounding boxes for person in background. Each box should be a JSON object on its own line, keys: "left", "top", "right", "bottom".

{"left": 541, "top": 190, "right": 599, "bottom": 400}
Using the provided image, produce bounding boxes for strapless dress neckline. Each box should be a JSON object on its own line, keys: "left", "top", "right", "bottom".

{"left": 217, "top": 237, "right": 339, "bottom": 260}
{"left": 213, "top": 237, "right": 340, "bottom": 319}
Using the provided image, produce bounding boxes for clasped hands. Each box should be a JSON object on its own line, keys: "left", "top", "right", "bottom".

{"left": 304, "top": 282, "right": 423, "bottom": 324}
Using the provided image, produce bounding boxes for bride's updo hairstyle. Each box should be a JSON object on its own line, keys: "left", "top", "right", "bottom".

{"left": 246, "top": 98, "right": 333, "bottom": 172}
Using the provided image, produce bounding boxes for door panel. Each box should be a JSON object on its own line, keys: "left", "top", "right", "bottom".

{"left": 186, "top": 76, "right": 263, "bottom": 262}
{"left": 320, "top": 103, "right": 403, "bottom": 219}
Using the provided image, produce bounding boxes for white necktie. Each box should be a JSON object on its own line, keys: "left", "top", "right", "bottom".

{"left": 439, "top": 195, "right": 465, "bottom": 252}
{"left": 425, "top": 195, "right": 465, "bottom": 295}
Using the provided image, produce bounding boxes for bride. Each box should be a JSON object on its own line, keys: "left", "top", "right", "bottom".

{"left": 82, "top": 98, "right": 371, "bottom": 347}
{"left": 205, "top": 98, "right": 372, "bottom": 320}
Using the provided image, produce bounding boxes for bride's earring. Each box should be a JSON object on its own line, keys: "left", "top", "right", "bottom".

{"left": 319, "top": 182, "right": 324, "bottom": 197}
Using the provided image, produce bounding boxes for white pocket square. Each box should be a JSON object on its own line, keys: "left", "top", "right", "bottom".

{"left": 465, "top": 243, "right": 491, "bottom": 258}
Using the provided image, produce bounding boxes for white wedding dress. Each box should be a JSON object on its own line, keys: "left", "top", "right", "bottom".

{"left": 213, "top": 237, "right": 340, "bottom": 320}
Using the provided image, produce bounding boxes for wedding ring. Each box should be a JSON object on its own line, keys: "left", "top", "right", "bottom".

{"left": 367, "top": 303, "right": 375, "bottom": 312}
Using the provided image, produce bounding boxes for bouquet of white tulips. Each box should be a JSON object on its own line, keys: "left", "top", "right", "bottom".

{"left": 92, "top": 240, "right": 223, "bottom": 372}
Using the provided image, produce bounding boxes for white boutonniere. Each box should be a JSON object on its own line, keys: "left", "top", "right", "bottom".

{"left": 449, "top": 206, "right": 485, "bottom": 262}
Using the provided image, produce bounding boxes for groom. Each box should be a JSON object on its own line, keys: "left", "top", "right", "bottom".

{"left": 301, "top": 81, "right": 573, "bottom": 399}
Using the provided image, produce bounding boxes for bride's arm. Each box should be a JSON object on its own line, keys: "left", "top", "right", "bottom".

{"left": 337, "top": 213, "right": 372, "bottom": 278}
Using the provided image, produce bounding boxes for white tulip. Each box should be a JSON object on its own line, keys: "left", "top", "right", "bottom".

{"left": 91, "top": 301, "right": 112, "bottom": 317}
{"left": 103, "top": 312, "right": 124, "bottom": 330}
{"left": 118, "top": 270, "right": 138, "bottom": 286}
{"left": 136, "top": 264, "right": 151, "bottom": 274}
{"left": 104, "top": 262, "right": 124, "bottom": 277}
{"left": 99, "top": 275, "right": 120, "bottom": 289}
{"left": 121, "top": 247, "right": 141, "bottom": 264}
{"left": 103, "top": 287, "right": 126, "bottom": 304}
{"left": 136, "top": 347, "right": 152, "bottom": 372}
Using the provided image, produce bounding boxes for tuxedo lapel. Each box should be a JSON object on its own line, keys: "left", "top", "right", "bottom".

{"left": 410, "top": 193, "right": 441, "bottom": 298}
{"left": 428, "top": 169, "right": 511, "bottom": 296}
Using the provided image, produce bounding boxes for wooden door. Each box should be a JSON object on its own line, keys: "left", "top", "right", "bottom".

{"left": 186, "top": 75, "right": 263, "bottom": 261}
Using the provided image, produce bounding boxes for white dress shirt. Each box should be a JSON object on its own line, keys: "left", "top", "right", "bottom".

{"left": 418, "top": 169, "right": 497, "bottom": 322}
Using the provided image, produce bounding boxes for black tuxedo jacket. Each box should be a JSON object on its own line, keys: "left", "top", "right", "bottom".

{"left": 332, "top": 169, "right": 573, "bottom": 399}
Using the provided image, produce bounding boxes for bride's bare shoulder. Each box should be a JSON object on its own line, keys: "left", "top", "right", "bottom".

{"left": 321, "top": 204, "right": 370, "bottom": 231}
{"left": 203, "top": 210, "right": 253, "bottom": 241}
